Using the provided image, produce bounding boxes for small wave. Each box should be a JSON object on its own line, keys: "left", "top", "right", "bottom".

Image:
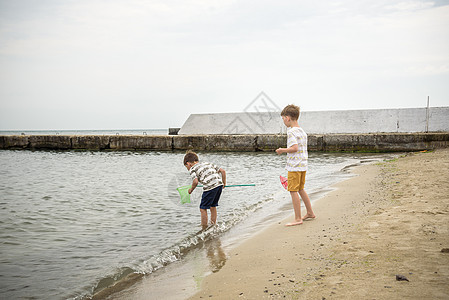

{"left": 92, "top": 267, "right": 135, "bottom": 295}
{"left": 136, "top": 222, "right": 230, "bottom": 274}
{"left": 84, "top": 225, "right": 224, "bottom": 299}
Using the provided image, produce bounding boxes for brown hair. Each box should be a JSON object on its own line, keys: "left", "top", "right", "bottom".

{"left": 183, "top": 151, "right": 199, "bottom": 165}
{"left": 281, "top": 104, "right": 300, "bottom": 121}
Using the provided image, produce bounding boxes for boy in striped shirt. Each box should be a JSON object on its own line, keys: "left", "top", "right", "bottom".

{"left": 276, "top": 104, "right": 316, "bottom": 226}
{"left": 184, "top": 151, "right": 226, "bottom": 229}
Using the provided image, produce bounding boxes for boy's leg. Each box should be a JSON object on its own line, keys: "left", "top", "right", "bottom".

{"left": 286, "top": 191, "right": 303, "bottom": 226}
{"left": 209, "top": 186, "right": 222, "bottom": 225}
{"left": 299, "top": 189, "right": 316, "bottom": 220}
{"left": 200, "top": 209, "right": 208, "bottom": 228}
{"left": 210, "top": 207, "right": 217, "bottom": 224}
{"left": 286, "top": 171, "right": 303, "bottom": 226}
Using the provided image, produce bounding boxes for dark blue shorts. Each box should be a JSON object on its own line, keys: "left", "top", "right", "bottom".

{"left": 200, "top": 186, "right": 223, "bottom": 209}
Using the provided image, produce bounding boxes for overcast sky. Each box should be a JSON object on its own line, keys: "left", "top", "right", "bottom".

{"left": 0, "top": 0, "right": 448, "bottom": 130}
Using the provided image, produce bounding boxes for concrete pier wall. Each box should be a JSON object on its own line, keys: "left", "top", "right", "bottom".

{"left": 1, "top": 133, "right": 448, "bottom": 152}
{"left": 178, "top": 107, "right": 449, "bottom": 135}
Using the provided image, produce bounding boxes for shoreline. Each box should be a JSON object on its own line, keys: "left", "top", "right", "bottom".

{"left": 188, "top": 149, "right": 449, "bottom": 299}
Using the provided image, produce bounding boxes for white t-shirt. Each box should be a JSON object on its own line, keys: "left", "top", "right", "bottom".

{"left": 286, "top": 127, "right": 308, "bottom": 172}
{"left": 189, "top": 162, "right": 223, "bottom": 191}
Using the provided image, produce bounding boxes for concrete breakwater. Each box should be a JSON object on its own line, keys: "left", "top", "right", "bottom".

{"left": 1, "top": 133, "right": 448, "bottom": 152}
{"left": 178, "top": 107, "right": 449, "bottom": 135}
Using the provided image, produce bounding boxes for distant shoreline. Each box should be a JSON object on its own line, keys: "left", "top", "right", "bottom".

{"left": 0, "top": 129, "right": 169, "bottom": 136}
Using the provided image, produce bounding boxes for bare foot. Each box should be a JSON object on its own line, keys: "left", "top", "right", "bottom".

{"left": 302, "top": 214, "right": 316, "bottom": 221}
{"left": 285, "top": 221, "right": 303, "bottom": 227}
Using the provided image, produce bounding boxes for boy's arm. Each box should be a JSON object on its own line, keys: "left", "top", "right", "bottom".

{"left": 275, "top": 143, "right": 298, "bottom": 155}
{"left": 188, "top": 178, "right": 199, "bottom": 194}
{"left": 219, "top": 168, "right": 226, "bottom": 188}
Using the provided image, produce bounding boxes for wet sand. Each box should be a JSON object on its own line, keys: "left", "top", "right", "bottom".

{"left": 188, "top": 149, "right": 449, "bottom": 299}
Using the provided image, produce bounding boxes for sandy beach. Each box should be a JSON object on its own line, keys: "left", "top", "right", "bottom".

{"left": 188, "top": 149, "right": 449, "bottom": 299}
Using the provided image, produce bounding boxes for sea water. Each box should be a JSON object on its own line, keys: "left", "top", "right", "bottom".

{"left": 0, "top": 149, "right": 392, "bottom": 299}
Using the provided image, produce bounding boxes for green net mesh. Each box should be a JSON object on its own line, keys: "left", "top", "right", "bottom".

{"left": 176, "top": 185, "right": 191, "bottom": 204}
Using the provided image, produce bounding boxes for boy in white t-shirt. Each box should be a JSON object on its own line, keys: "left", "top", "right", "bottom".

{"left": 184, "top": 151, "right": 226, "bottom": 229}
{"left": 276, "top": 104, "right": 316, "bottom": 226}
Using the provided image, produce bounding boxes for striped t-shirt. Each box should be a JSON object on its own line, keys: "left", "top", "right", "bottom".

{"left": 189, "top": 162, "right": 223, "bottom": 191}
{"left": 286, "top": 127, "right": 308, "bottom": 172}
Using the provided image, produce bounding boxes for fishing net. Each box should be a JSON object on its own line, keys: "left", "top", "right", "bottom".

{"left": 176, "top": 185, "right": 192, "bottom": 204}
{"left": 280, "top": 176, "right": 288, "bottom": 190}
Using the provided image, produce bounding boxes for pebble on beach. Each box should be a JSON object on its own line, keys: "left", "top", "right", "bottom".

{"left": 395, "top": 275, "right": 409, "bottom": 282}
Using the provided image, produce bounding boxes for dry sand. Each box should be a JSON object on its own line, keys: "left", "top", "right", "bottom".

{"left": 188, "top": 149, "right": 449, "bottom": 299}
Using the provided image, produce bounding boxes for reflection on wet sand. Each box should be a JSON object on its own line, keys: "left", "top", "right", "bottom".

{"left": 206, "top": 238, "right": 226, "bottom": 273}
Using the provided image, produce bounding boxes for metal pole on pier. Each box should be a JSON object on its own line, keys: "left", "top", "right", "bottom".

{"left": 425, "top": 96, "right": 430, "bottom": 133}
